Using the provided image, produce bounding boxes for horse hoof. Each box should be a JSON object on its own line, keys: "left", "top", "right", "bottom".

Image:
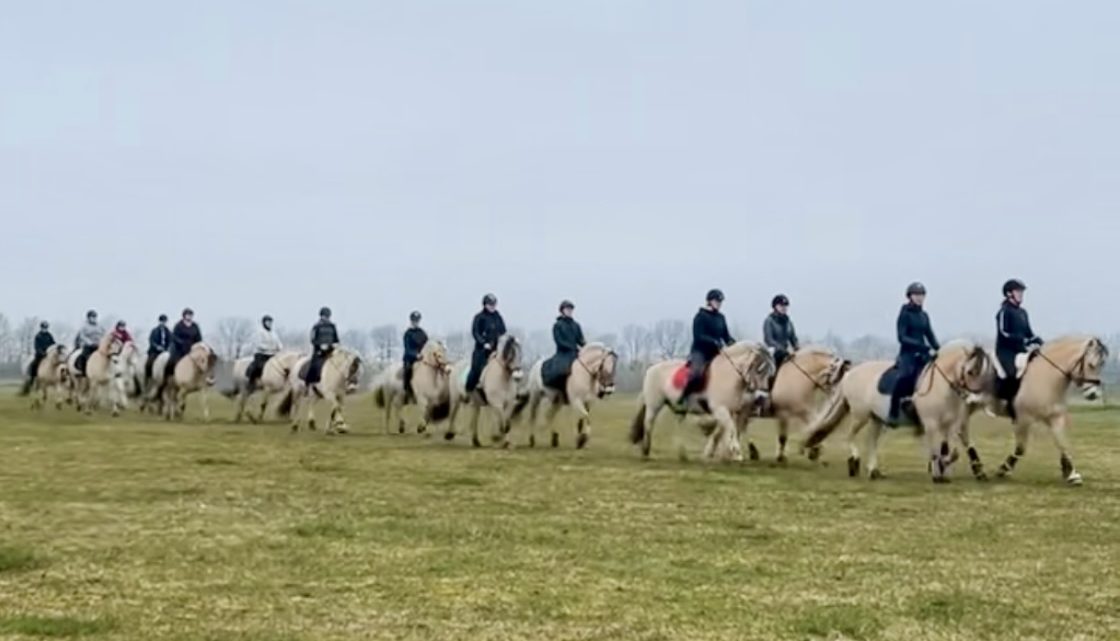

{"left": 576, "top": 433, "right": 589, "bottom": 450}
{"left": 308, "top": 420, "right": 317, "bottom": 431}
{"left": 528, "top": 435, "right": 536, "bottom": 448}
{"left": 1067, "top": 472, "right": 1084, "bottom": 486}
{"left": 932, "top": 476, "right": 951, "bottom": 484}
{"left": 807, "top": 446, "right": 822, "bottom": 462}
{"left": 336, "top": 426, "right": 350, "bottom": 435}
{"left": 748, "top": 443, "right": 760, "bottom": 461}
{"left": 996, "top": 466, "right": 1012, "bottom": 479}
{"left": 551, "top": 433, "right": 560, "bottom": 448}
{"left": 501, "top": 441, "right": 511, "bottom": 450}
{"left": 444, "top": 432, "right": 455, "bottom": 441}
{"left": 417, "top": 425, "right": 427, "bottom": 435}
{"left": 847, "top": 456, "right": 860, "bottom": 478}
{"left": 975, "top": 471, "right": 989, "bottom": 482}
{"left": 868, "top": 469, "right": 884, "bottom": 481}
{"left": 775, "top": 454, "right": 788, "bottom": 466}
{"left": 471, "top": 437, "right": 482, "bottom": 448}
{"left": 398, "top": 421, "right": 406, "bottom": 434}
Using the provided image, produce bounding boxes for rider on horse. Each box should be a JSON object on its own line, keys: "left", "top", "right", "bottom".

{"left": 680, "top": 289, "right": 735, "bottom": 407}
{"left": 763, "top": 294, "right": 800, "bottom": 372}
{"left": 20, "top": 321, "right": 56, "bottom": 395}
{"left": 111, "top": 320, "right": 133, "bottom": 345}
{"left": 466, "top": 294, "right": 506, "bottom": 394}
{"left": 74, "top": 310, "right": 104, "bottom": 376}
{"left": 542, "top": 300, "right": 586, "bottom": 390}
{"left": 402, "top": 311, "right": 428, "bottom": 402}
{"left": 995, "top": 278, "right": 1043, "bottom": 420}
{"left": 146, "top": 314, "right": 171, "bottom": 381}
{"left": 306, "top": 307, "right": 339, "bottom": 385}
{"left": 887, "top": 282, "right": 940, "bottom": 426}
{"left": 155, "top": 308, "right": 202, "bottom": 399}
{"left": 246, "top": 315, "right": 283, "bottom": 392}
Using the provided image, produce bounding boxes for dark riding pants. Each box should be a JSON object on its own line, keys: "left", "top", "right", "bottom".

{"left": 889, "top": 353, "right": 927, "bottom": 419}
{"left": 681, "top": 351, "right": 712, "bottom": 398}
{"left": 247, "top": 353, "right": 271, "bottom": 385}
{"left": 306, "top": 348, "right": 332, "bottom": 384}
{"left": 465, "top": 348, "right": 489, "bottom": 392}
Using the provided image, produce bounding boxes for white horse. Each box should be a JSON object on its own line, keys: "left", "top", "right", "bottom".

{"left": 515, "top": 342, "right": 618, "bottom": 449}
{"left": 225, "top": 351, "right": 303, "bottom": 423}
{"left": 147, "top": 343, "right": 219, "bottom": 421}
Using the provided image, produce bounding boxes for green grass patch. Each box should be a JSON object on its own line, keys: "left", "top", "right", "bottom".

{"left": 0, "top": 615, "right": 115, "bottom": 638}
{"left": 0, "top": 544, "right": 41, "bottom": 573}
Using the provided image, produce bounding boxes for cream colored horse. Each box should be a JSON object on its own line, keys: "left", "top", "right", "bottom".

{"left": 802, "top": 340, "right": 993, "bottom": 482}
{"left": 109, "top": 341, "right": 145, "bottom": 413}
{"left": 148, "top": 343, "right": 219, "bottom": 421}
{"left": 372, "top": 340, "right": 452, "bottom": 435}
{"left": 28, "top": 345, "right": 71, "bottom": 411}
{"left": 226, "top": 351, "right": 303, "bottom": 423}
{"left": 992, "top": 335, "right": 1109, "bottom": 485}
{"left": 755, "top": 347, "right": 849, "bottom": 463}
{"left": 289, "top": 347, "right": 362, "bottom": 435}
{"left": 629, "top": 342, "right": 775, "bottom": 462}
{"left": 66, "top": 334, "right": 124, "bottom": 415}
{"left": 446, "top": 335, "right": 524, "bottom": 447}
{"left": 516, "top": 343, "right": 618, "bottom": 449}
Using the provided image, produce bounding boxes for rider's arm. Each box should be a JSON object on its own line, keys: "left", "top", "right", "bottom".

{"left": 789, "top": 320, "right": 800, "bottom": 351}
{"left": 762, "top": 317, "right": 780, "bottom": 350}
{"left": 897, "top": 311, "right": 926, "bottom": 351}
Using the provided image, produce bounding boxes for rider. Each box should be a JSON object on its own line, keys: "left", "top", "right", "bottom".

{"left": 402, "top": 311, "right": 428, "bottom": 402}
{"left": 995, "top": 279, "right": 1043, "bottom": 420}
{"left": 20, "top": 321, "right": 56, "bottom": 395}
{"left": 246, "top": 315, "right": 283, "bottom": 392}
{"left": 74, "top": 310, "right": 104, "bottom": 376}
{"left": 306, "top": 307, "right": 339, "bottom": 385}
{"left": 465, "top": 294, "right": 507, "bottom": 394}
{"left": 680, "top": 289, "right": 735, "bottom": 406}
{"left": 146, "top": 314, "right": 172, "bottom": 381}
{"left": 156, "top": 308, "right": 202, "bottom": 398}
{"left": 887, "top": 282, "right": 941, "bottom": 426}
{"left": 111, "top": 320, "right": 133, "bottom": 345}
{"left": 544, "top": 300, "right": 586, "bottom": 389}
{"left": 763, "top": 294, "right": 800, "bottom": 370}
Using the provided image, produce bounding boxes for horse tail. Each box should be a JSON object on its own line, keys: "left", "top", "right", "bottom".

{"left": 526, "top": 391, "right": 543, "bottom": 426}
{"left": 276, "top": 387, "right": 294, "bottom": 418}
{"left": 629, "top": 403, "right": 647, "bottom": 445}
{"left": 372, "top": 385, "right": 386, "bottom": 409}
{"left": 803, "top": 387, "right": 850, "bottom": 451}
{"left": 430, "top": 399, "right": 451, "bottom": 422}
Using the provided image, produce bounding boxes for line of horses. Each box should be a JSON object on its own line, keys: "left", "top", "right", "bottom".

{"left": 22, "top": 331, "right": 1111, "bottom": 486}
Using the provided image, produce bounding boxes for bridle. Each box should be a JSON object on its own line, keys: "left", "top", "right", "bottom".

{"left": 784, "top": 353, "right": 839, "bottom": 393}
{"left": 720, "top": 346, "right": 771, "bottom": 390}
{"left": 576, "top": 348, "right": 618, "bottom": 381}
{"left": 918, "top": 348, "right": 988, "bottom": 399}
{"left": 1033, "top": 341, "right": 1104, "bottom": 387}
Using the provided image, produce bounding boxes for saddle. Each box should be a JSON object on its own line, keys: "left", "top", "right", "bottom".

{"left": 297, "top": 359, "right": 312, "bottom": 382}
{"left": 541, "top": 355, "right": 571, "bottom": 391}
{"left": 876, "top": 366, "right": 907, "bottom": 396}
{"left": 671, "top": 362, "right": 709, "bottom": 392}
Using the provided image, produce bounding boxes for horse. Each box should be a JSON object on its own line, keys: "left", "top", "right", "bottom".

{"left": 27, "top": 345, "right": 71, "bottom": 411}
{"left": 446, "top": 335, "right": 524, "bottom": 447}
{"left": 66, "top": 334, "right": 124, "bottom": 415}
{"left": 802, "top": 340, "right": 994, "bottom": 482}
{"left": 289, "top": 347, "right": 362, "bottom": 435}
{"left": 629, "top": 342, "right": 775, "bottom": 462}
{"left": 108, "top": 341, "right": 145, "bottom": 414}
{"left": 225, "top": 351, "right": 303, "bottom": 423}
{"left": 371, "top": 340, "right": 452, "bottom": 435}
{"left": 147, "top": 343, "right": 219, "bottom": 421}
{"left": 756, "top": 347, "right": 849, "bottom": 463}
{"left": 991, "top": 335, "right": 1109, "bottom": 485}
{"left": 515, "top": 342, "right": 618, "bottom": 449}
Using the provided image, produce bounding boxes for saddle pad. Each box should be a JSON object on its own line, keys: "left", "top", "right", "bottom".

{"left": 877, "top": 367, "right": 901, "bottom": 396}
{"left": 297, "top": 360, "right": 311, "bottom": 381}
{"left": 671, "top": 364, "right": 690, "bottom": 390}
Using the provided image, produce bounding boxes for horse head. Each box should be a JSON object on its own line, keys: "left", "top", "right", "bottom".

{"left": 497, "top": 335, "right": 523, "bottom": 381}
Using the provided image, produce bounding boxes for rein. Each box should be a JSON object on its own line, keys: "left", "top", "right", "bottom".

{"left": 1033, "top": 343, "right": 1102, "bottom": 386}
{"left": 917, "top": 348, "right": 986, "bottom": 399}
{"left": 785, "top": 354, "right": 833, "bottom": 393}
{"left": 720, "top": 347, "right": 766, "bottom": 390}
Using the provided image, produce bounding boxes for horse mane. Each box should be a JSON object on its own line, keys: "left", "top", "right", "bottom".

{"left": 500, "top": 334, "right": 519, "bottom": 362}
{"left": 796, "top": 345, "right": 837, "bottom": 358}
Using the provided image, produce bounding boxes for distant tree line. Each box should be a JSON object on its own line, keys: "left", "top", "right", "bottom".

{"left": 1, "top": 311, "right": 1118, "bottom": 392}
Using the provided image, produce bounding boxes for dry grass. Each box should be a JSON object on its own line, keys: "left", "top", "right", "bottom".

{"left": 2, "top": 391, "right": 1119, "bottom": 640}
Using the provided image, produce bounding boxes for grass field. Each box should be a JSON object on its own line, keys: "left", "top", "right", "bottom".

{"left": 2, "top": 391, "right": 1119, "bottom": 641}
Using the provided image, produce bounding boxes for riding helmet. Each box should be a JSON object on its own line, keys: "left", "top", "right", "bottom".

{"left": 158, "top": 314, "right": 168, "bottom": 322}
{"left": 262, "top": 315, "right": 273, "bottom": 324}
{"left": 116, "top": 320, "right": 127, "bottom": 328}
{"left": 1002, "top": 279, "right": 1027, "bottom": 296}
{"left": 39, "top": 321, "right": 49, "bottom": 330}
{"left": 772, "top": 294, "right": 790, "bottom": 308}
{"left": 706, "top": 289, "right": 725, "bottom": 303}
{"left": 86, "top": 309, "right": 97, "bottom": 319}
{"left": 906, "top": 282, "right": 927, "bottom": 297}
{"left": 559, "top": 299, "right": 575, "bottom": 312}
{"left": 482, "top": 293, "right": 498, "bottom": 306}
{"left": 319, "top": 307, "right": 332, "bottom": 318}
{"left": 182, "top": 308, "right": 194, "bottom": 317}
{"left": 409, "top": 311, "right": 422, "bottom": 322}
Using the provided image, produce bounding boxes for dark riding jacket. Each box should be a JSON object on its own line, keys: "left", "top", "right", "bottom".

{"left": 996, "top": 301, "right": 1041, "bottom": 355}
{"left": 171, "top": 321, "right": 202, "bottom": 358}
{"left": 34, "top": 330, "right": 55, "bottom": 356}
{"left": 763, "top": 312, "right": 800, "bottom": 353}
{"left": 403, "top": 327, "right": 428, "bottom": 363}
{"left": 691, "top": 307, "right": 735, "bottom": 360}
{"left": 310, "top": 320, "right": 339, "bottom": 352}
{"left": 471, "top": 310, "right": 506, "bottom": 352}
{"left": 148, "top": 325, "right": 172, "bottom": 355}
{"left": 553, "top": 316, "right": 585, "bottom": 356}
{"left": 896, "top": 303, "right": 939, "bottom": 361}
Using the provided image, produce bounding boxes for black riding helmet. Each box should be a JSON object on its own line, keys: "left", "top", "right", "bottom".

{"left": 1002, "top": 279, "right": 1027, "bottom": 296}
{"left": 262, "top": 315, "right": 273, "bottom": 325}
{"left": 40, "top": 320, "right": 49, "bottom": 330}
{"left": 706, "top": 289, "right": 725, "bottom": 303}
{"left": 559, "top": 299, "right": 575, "bottom": 313}
{"left": 319, "top": 307, "right": 332, "bottom": 318}
{"left": 182, "top": 308, "right": 194, "bottom": 317}
{"left": 158, "top": 314, "right": 168, "bottom": 323}
{"left": 906, "top": 282, "right": 927, "bottom": 297}
{"left": 482, "top": 293, "right": 497, "bottom": 307}
{"left": 409, "top": 311, "right": 422, "bottom": 322}
{"left": 772, "top": 294, "right": 790, "bottom": 308}
{"left": 86, "top": 309, "right": 97, "bottom": 320}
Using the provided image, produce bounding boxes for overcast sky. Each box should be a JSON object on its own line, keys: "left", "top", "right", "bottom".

{"left": 2, "top": 1, "right": 1117, "bottom": 340}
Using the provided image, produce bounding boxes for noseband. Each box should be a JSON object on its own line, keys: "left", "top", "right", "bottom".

{"left": 1035, "top": 343, "right": 1103, "bottom": 387}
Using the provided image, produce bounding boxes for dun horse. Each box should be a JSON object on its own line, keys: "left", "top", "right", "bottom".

{"left": 147, "top": 343, "right": 219, "bottom": 421}
{"left": 225, "top": 351, "right": 302, "bottom": 423}
{"left": 372, "top": 340, "right": 452, "bottom": 435}
{"left": 67, "top": 334, "right": 125, "bottom": 415}
{"left": 27, "top": 345, "right": 71, "bottom": 411}
{"left": 446, "top": 335, "right": 524, "bottom": 447}
{"left": 756, "top": 347, "right": 849, "bottom": 462}
{"left": 289, "top": 347, "right": 362, "bottom": 435}
{"left": 516, "top": 342, "right": 618, "bottom": 449}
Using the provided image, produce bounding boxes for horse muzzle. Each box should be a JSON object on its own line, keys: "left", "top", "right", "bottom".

{"left": 512, "top": 368, "right": 525, "bottom": 381}
{"left": 1081, "top": 382, "right": 1102, "bottom": 401}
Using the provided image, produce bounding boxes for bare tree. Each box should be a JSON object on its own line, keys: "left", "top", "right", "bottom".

{"left": 621, "top": 323, "right": 653, "bottom": 364}
{"left": 277, "top": 327, "right": 306, "bottom": 353}
{"left": 445, "top": 330, "right": 469, "bottom": 360}
{"left": 342, "top": 328, "right": 371, "bottom": 359}
{"left": 215, "top": 317, "right": 254, "bottom": 360}
{"left": 370, "top": 324, "right": 398, "bottom": 365}
{"left": 15, "top": 317, "right": 41, "bottom": 357}
{"left": 651, "top": 319, "right": 688, "bottom": 359}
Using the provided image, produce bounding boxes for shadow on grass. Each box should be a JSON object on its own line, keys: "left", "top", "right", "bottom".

{"left": 0, "top": 615, "right": 115, "bottom": 638}
{"left": 790, "top": 603, "right": 884, "bottom": 640}
{"left": 0, "top": 545, "right": 42, "bottom": 573}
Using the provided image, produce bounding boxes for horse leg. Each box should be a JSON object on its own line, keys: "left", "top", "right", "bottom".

{"left": 1046, "top": 410, "right": 1081, "bottom": 485}
{"left": 469, "top": 404, "right": 482, "bottom": 448}
{"left": 234, "top": 389, "right": 247, "bottom": 423}
{"left": 253, "top": 391, "right": 269, "bottom": 424}
{"left": 200, "top": 388, "right": 211, "bottom": 423}
{"left": 306, "top": 392, "right": 318, "bottom": 431}
{"left": 844, "top": 415, "right": 870, "bottom": 477}
{"left": 395, "top": 394, "right": 407, "bottom": 434}
{"left": 332, "top": 394, "right": 350, "bottom": 434}
{"left": 537, "top": 396, "right": 562, "bottom": 448}
{"left": 997, "top": 420, "right": 1031, "bottom": 478}
{"left": 290, "top": 392, "right": 303, "bottom": 433}
{"left": 643, "top": 402, "right": 663, "bottom": 459}
{"left": 445, "top": 397, "right": 460, "bottom": 441}
{"left": 737, "top": 411, "right": 759, "bottom": 461}
{"left": 571, "top": 397, "right": 591, "bottom": 450}
{"left": 865, "top": 418, "right": 886, "bottom": 480}
{"left": 926, "top": 420, "right": 951, "bottom": 483}
{"left": 416, "top": 399, "right": 431, "bottom": 436}
{"left": 716, "top": 406, "right": 743, "bottom": 462}
{"left": 775, "top": 414, "right": 790, "bottom": 464}
{"left": 956, "top": 418, "right": 987, "bottom": 481}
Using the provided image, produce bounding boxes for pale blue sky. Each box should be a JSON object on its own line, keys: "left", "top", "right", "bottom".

{"left": 2, "top": 1, "right": 1117, "bottom": 339}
